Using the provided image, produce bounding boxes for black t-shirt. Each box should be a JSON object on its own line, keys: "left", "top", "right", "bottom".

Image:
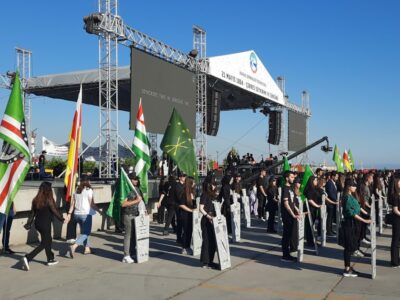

{"left": 257, "top": 176, "right": 267, "bottom": 197}
{"left": 305, "top": 188, "right": 319, "bottom": 203}
{"left": 200, "top": 192, "right": 214, "bottom": 215}
{"left": 281, "top": 185, "right": 295, "bottom": 221}
{"left": 393, "top": 194, "right": 400, "bottom": 210}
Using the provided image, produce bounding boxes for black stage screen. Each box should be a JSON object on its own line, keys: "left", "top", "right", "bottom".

{"left": 130, "top": 47, "right": 196, "bottom": 134}
{"left": 288, "top": 111, "right": 307, "bottom": 152}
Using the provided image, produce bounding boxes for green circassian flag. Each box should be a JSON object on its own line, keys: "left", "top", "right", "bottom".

{"left": 106, "top": 168, "right": 134, "bottom": 224}
{"left": 348, "top": 149, "right": 355, "bottom": 171}
{"left": 332, "top": 144, "right": 344, "bottom": 173}
{"left": 299, "top": 165, "right": 314, "bottom": 202}
{"left": 160, "top": 108, "right": 198, "bottom": 180}
{"left": 280, "top": 156, "right": 290, "bottom": 188}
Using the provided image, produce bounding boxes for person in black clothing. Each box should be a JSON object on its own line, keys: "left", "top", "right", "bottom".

{"left": 281, "top": 171, "right": 300, "bottom": 262}
{"left": 219, "top": 175, "right": 233, "bottom": 234}
{"left": 304, "top": 176, "right": 321, "bottom": 247}
{"left": 199, "top": 178, "right": 218, "bottom": 269}
{"left": 1, "top": 203, "right": 16, "bottom": 254}
{"left": 156, "top": 176, "right": 167, "bottom": 224}
{"left": 325, "top": 171, "right": 339, "bottom": 236}
{"left": 174, "top": 173, "right": 186, "bottom": 244}
{"left": 162, "top": 175, "right": 177, "bottom": 235}
{"left": 266, "top": 177, "right": 278, "bottom": 233}
{"left": 390, "top": 177, "right": 400, "bottom": 267}
{"left": 179, "top": 177, "right": 196, "bottom": 254}
{"left": 38, "top": 150, "right": 47, "bottom": 179}
{"left": 21, "top": 182, "right": 66, "bottom": 271}
{"left": 257, "top": 168, "right": 268, "bottom": 221}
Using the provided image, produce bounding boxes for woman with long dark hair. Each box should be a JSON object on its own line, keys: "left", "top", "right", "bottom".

{"left": 199, "top": 178, "right": 218, "bottom": 269}
{"left": 390, "top": 177, "right": 400, "bottom": 267}
{"left": 67, "top": 180, "right": 99, "bottom": 257}
{"left": 179, "top": 177, "right": 195, "bottom": 254}
{"left": 21, "top": 182, "right": 65, "bottom": 271}
{"left": 304, "top": 176, "right": 320, "bottom": 247}
{"left": 342, "top": 179, "right": 371, "bottom": 277}
{"left": 219, "top": 175, "right": 233, "bottom": 234}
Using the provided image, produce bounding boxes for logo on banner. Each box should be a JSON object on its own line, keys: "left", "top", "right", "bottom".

{"left": 250, "top": 52, "right": 257, "bottom": 73}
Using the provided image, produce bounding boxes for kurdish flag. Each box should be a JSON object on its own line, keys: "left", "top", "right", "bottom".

{"left": 107, "top": 168, "right": 134, "bottom": 224}
{"left": 343, "top": 150, "right": 353, "bottom": 172}
{"left": 0, "top": 72, "right": 31, "bottom": 214}
{"left": 160, "top": 108, "right": 198, "bottom": 180}
{"left": 64, "top": 86, "right": 82, "bottom": 202}
{"left": 332, "top": 145, "right": 344, "bottom": 173}
{"left": 348, "top": 149, "right": 355, "bottom": 171}
{"left": 299, "top": 165, "right": 314, "bottom": 202}
{"left": 132, "top": 99, "right": 150, "bottom": 203}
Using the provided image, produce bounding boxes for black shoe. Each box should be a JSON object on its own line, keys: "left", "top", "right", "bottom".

{"left": 281, "top": 255, "right": 297, "bottom": 262}
{"left": 163, "top": 230, "right": 169, "bottom": 236}
{"left": 267, "top": 229, "right": 278, "bottom": 233}
{"left": 47, "top": 259, "right": 59, "bottom": 266}
{"left": 4, "top": 248, "right": 15, "bottom": 254}
{"left": 343, "top": 269, "right": 357, "bottom": 277}
{"left": 209, "top": 262, "right": 219, "bottom": 269}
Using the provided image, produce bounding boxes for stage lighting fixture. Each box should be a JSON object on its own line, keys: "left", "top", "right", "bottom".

{"left": 188, "top": 49, "right": 198, "bottom": 58}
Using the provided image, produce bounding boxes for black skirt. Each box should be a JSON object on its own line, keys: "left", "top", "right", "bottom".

{"left": 343, "top": 218, "right": 361, "bottom": 252}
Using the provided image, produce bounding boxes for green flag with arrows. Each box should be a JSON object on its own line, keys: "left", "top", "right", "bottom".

{"left": 160, "top": 108, "right": 198, "bottom": 180}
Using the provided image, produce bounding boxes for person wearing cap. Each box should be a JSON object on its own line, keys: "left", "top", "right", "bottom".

{"left": 281, "top": 171, "right": 300, "bottom": 262}
{"left": 120, "top": 173, "right": 143, "bottom": 264}
{"left": 199, "top": 177, "right": 218, "bottom": 269}
{"left": 257, "top": 168, "right": 268, "bottom": 221}
{"left": 266, "top": 176, "right": 278, "bottom": 233}
{"left": 341, "top": 179, "right": 372, "bottom": 277}
{"left": 38, "top": 150, "right": 47, "bottom": 179}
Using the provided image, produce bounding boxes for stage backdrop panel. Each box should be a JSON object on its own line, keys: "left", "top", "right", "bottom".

{"left": 130, "top": 47, "right": 196, "bottom": 134}
{"left": 288, "top": 110, "right": 307, "bottom": 152}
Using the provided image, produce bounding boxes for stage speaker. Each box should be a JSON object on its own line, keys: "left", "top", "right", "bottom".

{"left": 206, "top": 89, "right": 221, "bottom": 136}
{"left": 268, "top": 111, "right": 281, "bottom": 145}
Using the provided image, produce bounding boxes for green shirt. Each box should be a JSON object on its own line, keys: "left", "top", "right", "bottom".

{"left": 343, "top": 194, "right": 360, "bottom": 218}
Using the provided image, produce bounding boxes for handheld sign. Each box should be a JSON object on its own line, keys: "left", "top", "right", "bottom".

{"left": 370, "top": 196, "right": 377, "bottom": 279}
{"left": 304, "top": 198, "right": 319, "bottom": 255}
{"left": 191, "top": 207, "right": 202, "bottom": 256}
{"left": 242, "top": 189, "right": 251, "bottom": 228}
{"left": 231, "top": 193, "right": 241, "bottom": 242}
{"left": 336, "top": 192, "right": 341, "bottom": 243}
{"left": 378, "top": 193, "right": 383, "bottom": 235}
{"left": 213, "top": 201, "right": 231, "bottom": 270}
{"left": 135, "top": 206, "right": 150, "bottom": 264}
{"left": 320, "top": 194, "right": 327, "bottom": 247}
{"left": 277, "top": 187, "right": 283, "bottom": 235}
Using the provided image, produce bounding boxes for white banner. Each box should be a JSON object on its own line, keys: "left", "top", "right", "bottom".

{"left": 231, "top": 194, "right": 241, "bottom": 243}
{"left": 135, "top": 211, "right": 150, "bottom": 264}
{"left": 191, "top": 209, "right": 202, "bottom": 256}
{"left": 42, "top": 136, "right": 69, "bottom": 156}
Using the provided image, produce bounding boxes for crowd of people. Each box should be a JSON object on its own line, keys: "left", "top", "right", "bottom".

{"left": 1, "top": 163, "right": 399, "bottom": 278}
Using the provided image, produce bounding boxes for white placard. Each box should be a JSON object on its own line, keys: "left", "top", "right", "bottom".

{"left": 135, "top": 211, "right": 150, "bottom": 264}
{"left": 378, "top": 195, "right": 383, "bottom": 235}
{"left": 277, "top": 187, "right": 283, "bottom": 235}
{"left": 305, "top": 198, "right": 319, "bottom": 255}
{"left": 242, "top": 195, "right": 251, "bottom": 228}
{"left": 213, "top": 202, "right": 231, "bottom": 271}
{"left": 230, "top": 200, "right": 241, "bottom": 243}
{"left": 191, "top": 209, "right": 202, "bottom": 256}
{"left": 370, "top": 197, "right": 377, "bottom": 279}
{"left": 336, "top": 192, "right": 341, "bottom": 243}
{"left": 320, "top": 195, "right": 327, "bottom": 247}
{"left": 297, "top": 200, "right": 305, "bottom": 262}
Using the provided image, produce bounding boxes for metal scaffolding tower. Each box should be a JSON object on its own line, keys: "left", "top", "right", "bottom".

{"left": 276, "top": 76, "right": 287, "bottom": 156}
{"left": 15, "top": 48, "right": 33, "bottom": 156}
{"left": 300, "top": 90, "right": 311, "bottom": 164}
{"left": 193, "top": 25, "right": 208, "bottom": 176}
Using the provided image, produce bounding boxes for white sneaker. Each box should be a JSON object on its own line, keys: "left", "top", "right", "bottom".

{"left": 353, "top": 250, "right": 364, "bottom": 257}
{"left": 47, "top": 259, "right": 59, "bottom": 266}
{"left": 67, "top": 239, "right": 76, "bottom": 244}
{"left": 362, "top": 238, "right": 371, "bottom": 245}
{"left": 122, "top": 256, "right": 134, "bottom": 264}
{"left": 21, "top": 256, "right": 30, "bottom": 271}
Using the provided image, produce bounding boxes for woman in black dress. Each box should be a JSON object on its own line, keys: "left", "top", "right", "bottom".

{"left": 21, "top": 182, "right": 65, "bottom": 271}
{"left": 199, "top": 178, "right": 218, "bottom": 269}
{"left": 219, "top": 175, "right": 233, "bottom": 234}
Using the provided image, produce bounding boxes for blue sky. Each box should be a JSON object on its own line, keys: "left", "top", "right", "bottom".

{"left": 0, "top": 0, "right": 399, "bottom": 168}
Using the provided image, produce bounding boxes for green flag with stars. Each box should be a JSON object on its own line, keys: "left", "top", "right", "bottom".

{"left": 160, "top": 108, "right": 198, "bottom": 180}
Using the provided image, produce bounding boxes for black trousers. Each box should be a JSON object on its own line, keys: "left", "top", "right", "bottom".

{"left": 181, "top": 210, "right": 193, "bottom": 249}
{"left": 2, "top": 214, "right": 13, "bottom": 249}
{"left": 164, "top": 204, "right": 177, "bottom": 231}
{"left": 391, "top": 215, "right": 400, "bottom": 266}
{"left": 326, "top": 204, "right": 335, "bottom": 234}
{"left": 221, "top": 202, "right": 232, "bottom": 234}
{"left": 200, "top": 216, "right": 216, "bottom": 265}
{"left": 267, "top": 202, "right": 277, "bottom": 231}
{"left": 257, "top": 194, "right": 266, "bottom": 219}
{"left": 282, "top": 218, "right": 294, "bottom": 257}
{"left": 157, "top": 204, "right": 166, "bottom": 224}
{"left": 26, "top": 225, "right": 54, "bottom": 262}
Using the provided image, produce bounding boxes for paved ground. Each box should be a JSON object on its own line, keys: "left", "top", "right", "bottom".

{"left": 1, "top": 218, "right": 400, "bottom": 300}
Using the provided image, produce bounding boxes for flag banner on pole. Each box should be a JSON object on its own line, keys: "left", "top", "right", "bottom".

{"left": 132, "top": 99, "right": 150, "bottom": 203}
{"left": 42, "top": 136, "right": 69, "bottom": 156}
{"left": 332, "top": 145, "right": 344, "bottom": 173}
{"left": 300, "top": 165, "right": 314, "bottom": 202}
{"left": 280, "top": 156, "right": 290, "bottom": 188}
{"left": 107, "top": 168, "right": 134, "bottom": 224}
{"left": 0, "top": 72, "right": 31, "bottom": 214}
{"left": 64, "top": 86, "right": 82, "bottom": 202}
{"left": 348, "top": 149, "right": 355, "bottom": 171}
{"left": 343, "top": 150, "right": 352, "bottom": 172}
{"left": 160, "top": 108, "right": 198, "bottom": 181}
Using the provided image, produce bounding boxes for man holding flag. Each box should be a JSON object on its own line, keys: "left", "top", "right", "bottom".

{"left": 0, "top": 72, "right": 31, "bottom": 236}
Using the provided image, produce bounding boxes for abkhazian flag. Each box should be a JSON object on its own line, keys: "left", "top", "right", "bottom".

{"left": 107, "top": 168, "right": 135, "bottom": 224}
{"left": 299, "top": 165, "right": 314, "bottom": 202}
{"left": 64, "top": 86, "right": 82, "bottom": 202}
{"left": 332, "top": 144, "right": 344, "bottom": 173}
{"left": 132, "top": 99, "right": 150, "bottom": 203}
{"left": 343, "top": 150, "right": 352, "bottom": 172}
{"left": 160, "top": 108, "right": 198, "bottom": 181}
{"left": 348, "top": 149, "right": 355, "bottom": 171}
{"left": 0, "top": 72, "right": 31, "bottom": 214}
